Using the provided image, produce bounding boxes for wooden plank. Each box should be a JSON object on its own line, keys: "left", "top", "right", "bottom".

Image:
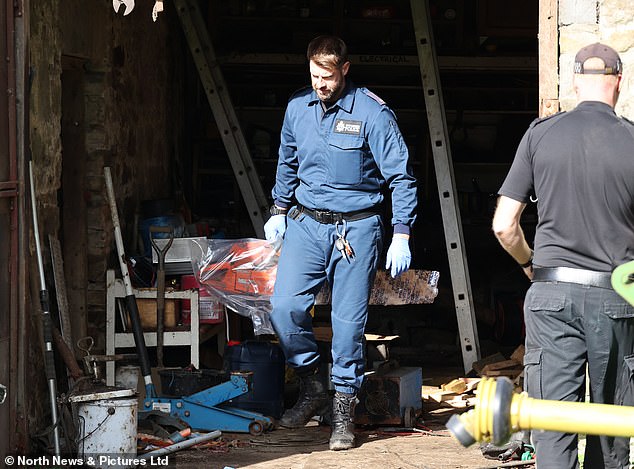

{"left": 510, "top": 344, "right": 526, "bottom": 364}
{"left": 481, "top": 359, "right": 522, "bottom": 373}
{"left": 422, "top": 385, "right": 442, "bottom": 399}
{"left": 365, "top": 334, "right": 400, "bottom": 342}
{"left": 315, "top": 269, "right": 439, "bottom": 306}
{"left": 313, "top": 327, "right": 401, "bottom": 344}
{"left": 428, "top": 390, "right": 460, "bottom": 403}
{"left": 539, "top": 0, "right": 559, "bottom": 117}
{"left": 472, "top": 352, "right": 507, "bottom": 375}
{"left": 49, "top": 235, "right": 73, "bottom": 350}
{"left": 313, "top": 326, "right": 333, "bottom": 342}
{"left": 61, "top": 65, "right": 88, "bottom": 355}
{"left": 224, "top": 53, "right": 538, "bottom": 71}
{"left": 462, "top": 378, "right": 482, "bottom": 393}
{"left": 482, "top": 368, "right": 524, "bottom": 379}
{"left": 442, "top": 395, "right": 474, "bottom": 409}
{"left": 441, "top": 378, "right": 467, "bottom": 394}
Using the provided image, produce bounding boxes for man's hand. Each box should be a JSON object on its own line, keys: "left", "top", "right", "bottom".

{"left": 386, "top": 235, "right": 411, "bottom": 278}
{"left": 264, "top": 214, "right": 287, "bottom": 241}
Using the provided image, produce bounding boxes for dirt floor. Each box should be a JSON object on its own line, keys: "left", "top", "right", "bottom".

{"left": 166, "top": 406, "right": 534, "bottom": 469}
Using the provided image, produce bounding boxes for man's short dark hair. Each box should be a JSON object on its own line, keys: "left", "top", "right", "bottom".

{"left": 307, "top": 35, "right": 348, "bottom": 68}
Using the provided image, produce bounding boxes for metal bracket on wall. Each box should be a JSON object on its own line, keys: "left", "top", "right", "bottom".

{"left": 174, "top": 0, "right": 268, "bottom": 237}
{"left": 411, "top": 0, "right": 481, "bottom": 373}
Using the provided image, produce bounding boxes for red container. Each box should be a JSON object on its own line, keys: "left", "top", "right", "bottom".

{"left": 181, "top": 274, "right": 225, "bottom": 325}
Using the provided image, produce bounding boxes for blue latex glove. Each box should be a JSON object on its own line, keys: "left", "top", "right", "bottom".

{"left": 386, "top": 236, "right": 411, "bottom": 278}
{"left": 264, "top": 214, "right": 287, "bottom": 241}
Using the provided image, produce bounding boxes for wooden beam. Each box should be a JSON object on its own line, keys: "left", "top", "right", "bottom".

{"left": 61, "top": 64, "right": 89, "bottom": 357}
{"left": 539, "top": 0, "right": 559, "bottom": 117}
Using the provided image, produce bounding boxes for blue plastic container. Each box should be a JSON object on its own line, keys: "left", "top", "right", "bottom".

{"left": 223, "top": 340, "right": 285, "bottom": 419}
{"left": 139, "top": 215, "right": 184, "bottom": 257}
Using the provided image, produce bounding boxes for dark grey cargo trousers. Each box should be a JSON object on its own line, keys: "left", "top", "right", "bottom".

{"left": 524, "top": 281, "right": 634, "bottom": 469}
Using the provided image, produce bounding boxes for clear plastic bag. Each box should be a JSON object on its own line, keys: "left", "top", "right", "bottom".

{"left": 189, "top": 238, "right": 282, "bottom": 335}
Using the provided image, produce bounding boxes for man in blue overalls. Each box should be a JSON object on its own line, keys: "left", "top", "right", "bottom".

{"left": 264, "top": 35, "right": 417, "bottom": 450}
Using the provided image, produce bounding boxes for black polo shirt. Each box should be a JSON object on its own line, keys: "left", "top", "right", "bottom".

{"left": 499, "top": 101, "right": 634, "bottom": 271}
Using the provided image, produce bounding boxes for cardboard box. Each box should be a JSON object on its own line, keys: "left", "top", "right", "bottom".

{"left": 134, "top": 298, "right": 178, "bottom": 330}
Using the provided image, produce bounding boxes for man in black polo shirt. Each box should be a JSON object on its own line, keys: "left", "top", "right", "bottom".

{"left": 492, "top": 43, "right": 634, "bottom": 469}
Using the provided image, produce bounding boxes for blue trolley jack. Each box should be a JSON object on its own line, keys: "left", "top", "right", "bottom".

{"left": 140, "top": 371, "right": 273, "bottom": 435}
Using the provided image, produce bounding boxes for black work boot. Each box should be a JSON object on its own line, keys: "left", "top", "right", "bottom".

{"left": 329, "top": 391, "right": 357, "bottom": 451}
{"left": 278, "top": 367, "right": 329, "bottom": 428}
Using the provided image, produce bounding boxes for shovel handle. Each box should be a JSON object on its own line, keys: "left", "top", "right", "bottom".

{"left": 155, "top": 267, "right": 166, "bottom": 367}
{"left": 149, "top": 226, "right": 174, "bottom": 263}
{"left": 149, "top": 226, "right": 173, "bottom": 368}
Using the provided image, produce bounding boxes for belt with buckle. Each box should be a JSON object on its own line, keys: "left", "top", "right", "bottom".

{"left": 297, "top": 204, "right": 380, "bottom": 224}
{"left": 532, "top": 266, "right": 613, "bottom": 289}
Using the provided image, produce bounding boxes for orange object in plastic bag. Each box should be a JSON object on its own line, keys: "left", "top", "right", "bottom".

{"left": 199, "top": 239, "right": 279, "bottom": 297}
{"left": 204, "top": 268, "right": 274, "bottom": 296}
{"left": 191, "top": 238, "right": 281, "bottom": 335}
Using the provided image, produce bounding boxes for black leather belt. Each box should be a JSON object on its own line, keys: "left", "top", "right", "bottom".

{"left": 532, "top": 266, "right": 613, "bottom": 289}
{"left": 297, "top": 204, "right": 380, "bottom": 224}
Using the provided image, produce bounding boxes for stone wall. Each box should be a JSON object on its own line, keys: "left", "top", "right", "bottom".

{"left": 559, "top": 0, "right": 634, "bottom": 116}
{"left": 29, "top": 0, "right": 184, "bottom": 356}
{"left": 29, "top": 1, "right": 63, "bottom": 234}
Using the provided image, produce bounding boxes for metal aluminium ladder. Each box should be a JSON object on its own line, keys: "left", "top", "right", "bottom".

{"left": 174, "top": 0, "right": 268, "bottom": 238}
{"left": 411, "top": 1, "right": 481, "bottom": 372}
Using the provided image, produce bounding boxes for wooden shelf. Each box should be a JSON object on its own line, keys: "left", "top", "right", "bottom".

{"left": 105, "top": 269, "right": 225, "bottom": 386}
{"left": 221, "top": 52, "right": 537, "bottom": 71}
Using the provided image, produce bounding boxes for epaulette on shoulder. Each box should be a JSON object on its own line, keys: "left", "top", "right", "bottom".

{"left": 529, "top": 110, "right": 566, "bottom": 128}
{"left": 361, "top": 88, "right": 386, "bottom": 105}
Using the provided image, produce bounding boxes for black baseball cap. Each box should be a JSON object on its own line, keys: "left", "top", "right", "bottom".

{"left": 574, "top": 43, "right": 622, "bottom": 75}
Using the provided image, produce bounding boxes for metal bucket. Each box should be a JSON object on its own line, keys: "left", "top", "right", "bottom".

{"left": 71, "top": 388, "right": 137, "bottom": 469}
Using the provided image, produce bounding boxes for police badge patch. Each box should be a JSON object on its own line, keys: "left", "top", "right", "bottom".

{"left": 334, "top": 119, "right": 362, "bottom": 135}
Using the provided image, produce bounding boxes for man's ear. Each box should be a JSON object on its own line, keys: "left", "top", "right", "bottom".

{"left": 341, "top": 61, "right": 350, "bottom": 76}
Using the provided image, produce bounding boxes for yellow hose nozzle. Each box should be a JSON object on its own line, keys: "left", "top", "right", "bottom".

{"left": 447, "top": 376, "right": 634, "bottom": 447}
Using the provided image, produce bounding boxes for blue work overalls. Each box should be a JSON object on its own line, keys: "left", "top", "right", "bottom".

{"left": 269, "top": 82, "right": 417, "bottom": 394}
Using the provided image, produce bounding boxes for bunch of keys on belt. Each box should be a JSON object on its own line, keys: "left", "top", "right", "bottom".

{"left": 335, "top": 220, "right": 355, "bottom": 262}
